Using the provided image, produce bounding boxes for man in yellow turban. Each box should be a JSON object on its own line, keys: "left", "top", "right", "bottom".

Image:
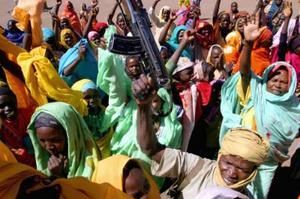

{"left": 132, "top": 74, "right": 270, "bottom": 198}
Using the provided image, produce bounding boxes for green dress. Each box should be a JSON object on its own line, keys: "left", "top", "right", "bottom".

{"left": 97, "top": 26, "right": 183, "bottom": 187}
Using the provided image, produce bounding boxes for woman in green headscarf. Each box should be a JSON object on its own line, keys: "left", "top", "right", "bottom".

{"left": 166, "top": 25, "right": 193, "bottom": 59}
{"left": 72, "top": 79, "right": 121, "bottom": 158}
{"left": 97, "top": 25, "right": 182, "bottom": 187}
{"left": 27, "top": 102, "right": 101, "bottom": 179}
{"left": 220, "top": 19, "right": 300, "bottom": 198}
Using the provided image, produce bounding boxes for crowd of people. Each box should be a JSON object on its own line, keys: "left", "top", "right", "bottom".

{"left": 0, "top": 0, "right": 299, "bottom": 198}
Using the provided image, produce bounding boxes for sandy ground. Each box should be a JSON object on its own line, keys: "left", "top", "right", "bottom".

{"left": 1, "top": 0, "right": 299, "bottom": 28}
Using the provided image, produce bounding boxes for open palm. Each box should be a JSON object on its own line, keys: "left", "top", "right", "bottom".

{"left": 244, "top": 21, "right": 263, "bottom": 42}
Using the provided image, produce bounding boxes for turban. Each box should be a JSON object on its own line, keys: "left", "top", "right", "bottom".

{"left": 214, "top": 128, "right": 270, "bottom": 190}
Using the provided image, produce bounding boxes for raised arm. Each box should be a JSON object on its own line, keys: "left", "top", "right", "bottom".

{"left": 134, "top": 75, "right": 165, "bottom": 163}
{"left": 63, "top": 44, "right": 86, "bottom": 76}
{"left": 240, "top": 14, "right": 264, "bottom": 92}
{"left": 82, "top": 7, "right": 99, "bottom": 38}
{"left": 107, "top": 1, "right": 119, "bottom": 25}
{"left": 148, "top": 0, "right": 162, "bottom": 27}
{"left": 158, "top": 10, "right": 177, "bottom": 45}
{"left": 213, "top": 0, "right": 221, "bottom": 24}
{"left": 166, "top": 30, "right": 195, "bottom": 75}
{"left": 50, "top": 0, "right": 62, "bottom": 30}
{"left": 278, "top": 1, "right": 293, "bottom": 61}
{"left": 253, "top": 0, "right": 267, "bottom": 27}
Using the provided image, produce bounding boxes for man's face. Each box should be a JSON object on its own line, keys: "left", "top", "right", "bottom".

{"left": 219, "top": 154, "right": 256, "bottom": 185}
{"left": 219, "top": 14, "right": 230, "bottom": 29}
{"left": 231, "top": 2, "right": 238, "bottom": 13}
{"left": 126, "top": 58, "right": 141, "bottom": 78}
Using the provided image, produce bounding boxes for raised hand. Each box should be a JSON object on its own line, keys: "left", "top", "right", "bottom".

{"left": 99, "top": 38, "right": 107, "bottom": 50}
{"left": 170, "top": 10, "right": 178, "bottom": 21}
{"left": 132, "top": 74, "right": 156, "bottom": 106}
{"left": 183, "top": 29, "right": 195, "bottom": 43}
{"left": 79, "top": 44, "right": 87, "bottom": 58}
{"left": 283, "top": 1, "right": 293, "bottom": 18}
{"left": 91, "top": 7, "right": 99, "bottom": 17}
{"left": 244, "top": 14, "right": 264, "bottom": 42}
{"left": 56, "top": 0, "right": 62, "bottom": 6}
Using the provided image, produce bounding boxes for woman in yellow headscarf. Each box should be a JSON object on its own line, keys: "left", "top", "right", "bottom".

{"left": 72, "top": 79, "right": 115, "bottom": 158}
{"left": 224, "top": 17, "right": 246, "bottom": 66}
{"left": 92, "top": 155, "right": 160, "bottom": 199}
{"left": 0, "top": 139, "right": 128, "bottom": 199}
{"left": 59, "top": 28, "right": 78, "bottom": 50}
{"left": 0, "top": 160, "right": 130, "bottom": 199}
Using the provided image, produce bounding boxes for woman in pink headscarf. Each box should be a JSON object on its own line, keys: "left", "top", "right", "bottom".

{"left": 60, "top": 1, "right": 82, "bottom": 35}
{"left": 271, "top": 2, "right": 300, "bottom": 82}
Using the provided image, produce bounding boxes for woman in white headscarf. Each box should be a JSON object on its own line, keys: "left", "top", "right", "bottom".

{"left": 148, "top": 0, "right": 172, "bottom": 46}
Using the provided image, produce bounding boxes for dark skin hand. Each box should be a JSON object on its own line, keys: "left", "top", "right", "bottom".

{"left": 133, "top": 74, "right": 165, "bottom": 163}
{"left": 158, "top": 10, "right": 177, "bottom": 45}
{"left": 82, "top": 7, "right": 99, "bottom": 38}
{"left": 48, "top": 154, "right": 68, "bottom": 177}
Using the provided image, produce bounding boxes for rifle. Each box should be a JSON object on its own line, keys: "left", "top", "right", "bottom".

{"left": 108, "top": 0, "right": 170, "bottom": 90}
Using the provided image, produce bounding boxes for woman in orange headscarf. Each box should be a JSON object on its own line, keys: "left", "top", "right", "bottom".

{"left": 233, "top": 27, "right": 272, "bottom": 76}
{"left": 60, "top": 1, "right": 82, "bottom": 36}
